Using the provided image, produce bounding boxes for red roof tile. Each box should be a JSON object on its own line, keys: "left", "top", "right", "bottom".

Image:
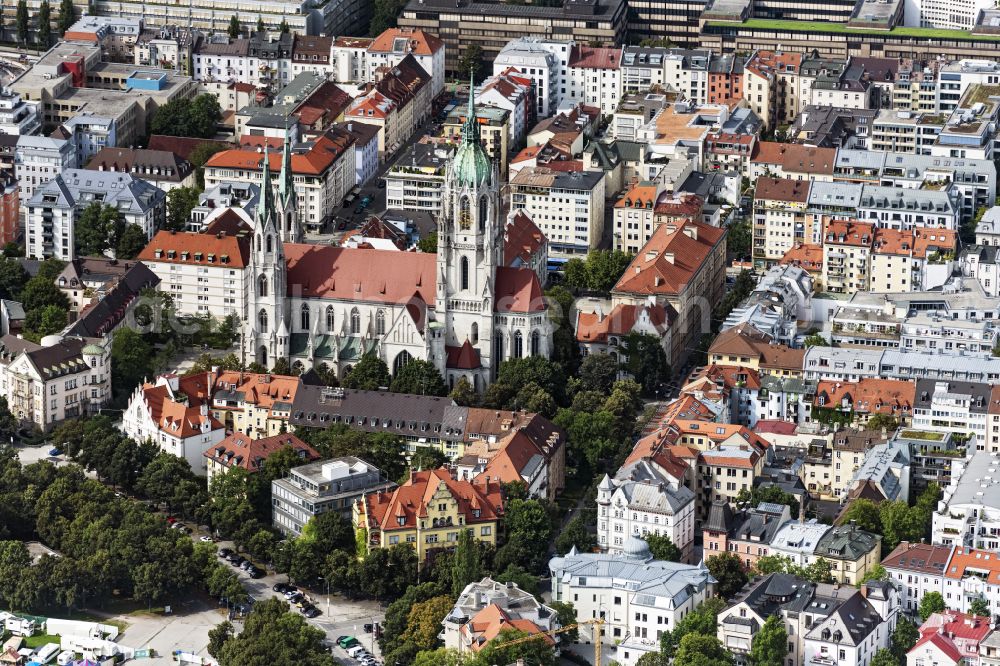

{"left": 494, "top": 267, "right": 545, "bottom": 313}
{"left": 139, "top": 230, "right": 251, "bottom": 268}
{"left": 613, "top": 221, "right": 725, "bottom": 297}
{"left": 204, "top": 432, "right": 320, "bottom": 472}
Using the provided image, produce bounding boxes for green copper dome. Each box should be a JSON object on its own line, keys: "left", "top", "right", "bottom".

{"left": 452, "top": 75, "right": 493, "bottom": 188}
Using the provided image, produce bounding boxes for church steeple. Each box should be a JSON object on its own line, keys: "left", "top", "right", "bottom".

{"left": 452, "top": 71, "right": 492, "bottom": 189}
{"left": 461, "top": 71, "right": 480, "bottom": 146}
{"left": 279, "top": 127, "right": 296, "bottom": 210}
{"left": 256, "top": 144, "right": 276, "bottom": 225}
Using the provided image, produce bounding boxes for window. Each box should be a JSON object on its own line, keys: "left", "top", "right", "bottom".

{"left": 265, "top": 234, "right": 273, "bottom": 253}
{"left": 300, "top": 304, "right": 310, "bottom": 330}
{"left": 460, "top": 256, "right": 469, "bottom": 290}
{"left": 376, "top": 309, "right": 386, "bottom": 335}
{"left": 514, "top": 331, "right": 523, "bottom": 358}
{"left": 471, "top": 322, "right": 479, "bottom": 344}
{"left": 531, "top": 330, "right": 540, "bottom": 356}
{"left": 326, "top": 305, "right": 334, "bottom": 332}
{"left": 459, "top": 196, "right": 471, "bottom": 230}
{"left": 258, "top": 274, "right": 268, "bottom": 297}
{"left": 350, "top": 308, "right": 360, "bottom": 334}
{"left": 258, "top": 309, "right": 268, "bottom": 333}
{"left": 479, "top": 195, "right": 488, "bottom": 232}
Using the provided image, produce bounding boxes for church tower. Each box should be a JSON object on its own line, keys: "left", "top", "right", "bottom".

{"left": 249, "top": 145, "right": 289, "bottom": 368}
{"left": 275, "top": 129, "right": 301, "bottom": 243}
{"left": 437, "top": 76, "right": 502, "bottom": 387}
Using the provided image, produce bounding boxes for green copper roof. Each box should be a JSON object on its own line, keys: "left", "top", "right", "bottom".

{"left": 453, "top": 73, "right": 492, "bottom": 188}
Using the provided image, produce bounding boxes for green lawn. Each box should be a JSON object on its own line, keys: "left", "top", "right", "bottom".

{"left": 706, "top": 18, "right": 1000, "bottom": 42}
{"left": 23, "top": 633, "right": 60, "bottom": 649}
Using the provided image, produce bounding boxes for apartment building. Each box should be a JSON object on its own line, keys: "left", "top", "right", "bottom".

{"left": 0, "top": 89, "right": 40, "bottom": 136}
{"left": 14, "top": 135, "right": 76, "bottom": 203}
{"left": 912, "top": 380, "right": 992, "bottom": 449}
{"left": 550, "top": 539, "right": 715, "bottom": 666}
{"left": 355, "top": 468, "right": 503, "bottom": 561}
{"left": 509, "top": 167, "right": 605, "bottom": 256}
{"left": 752, "top": 177, "right": 811, "bottom": 267}
{"left": 477, "top": 70, "right": 535, "bottom": 148}
{"left": 443, "top": 105, "right": 511, "bottom": 181}
{"left": 885, "top": 540, "right": 1000, "bottom": 620}
{"left": 491, "top": 38, "right": 569, "bottom": 118}
{"left": 443, "top": 578, "right": 560, "bottom": 656}
{"left": 84, "top": 147, "right": 195, "bottom": 194}
{"left": 26, "top": 169, "right": 166, "bottom": 261}
{"left": 870, "top": 109, "right": 944, "bottom": 154}
{"left": 743, "top": 50, "right": 805, "bottom": 130}
{"left": 204, "top": 431, "right": 319, "bottom": 482}
{"left": 204, "top": 132, "right": 353, "bottom": 230}
{"left": 383, "top": 143, "right": 454, "bottom": 217}
{"left": 345, "top": 55, "right": 431, "bottom": 157}
{"left": 138, "top": 229, "right": 251, "bottom": 319}
{"left": 613, "top": 180, "right": 704, "bottom": 254}
{"left": 121, "top": 374, "right": 226, "bottom": 473}
{"left": 565, "top": 45, "right": 621, "bottom": 115}
{"left": 612, "top": 220, "right": 727, "bottom": 368}
{"left": 932, "top": 451, "right": 1000, "bottom": 547}
{"left": 0, "top": 336, "right": 110, "bottom": 431}
{"left": 367, "top": 28, "right": 446, "bottom": 96}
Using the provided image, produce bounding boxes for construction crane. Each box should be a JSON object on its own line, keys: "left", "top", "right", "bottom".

{"left": 492, "top": 618, "right": 605, "bottom": 665}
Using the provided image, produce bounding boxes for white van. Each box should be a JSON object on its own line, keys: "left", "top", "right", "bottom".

{"left": 346, "top": 645, "right": 366, "bottom": 658}
{"left": 56, "top": 650, "right": 75, "bottom": 665}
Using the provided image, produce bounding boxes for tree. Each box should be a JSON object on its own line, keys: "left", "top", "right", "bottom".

{"left": 865, "top": 413, "right": 899, "bottom": 432}
{"left": 38, "top": 0, "right": 51, "bottom": 46}
{"left": 803, "top": 333, "right": 828, "bottom": 347}
{"left": 870, "top": 648, "right": 898, "bottom": 666}
{"left": 457, "top": 44, "right": 487, "bottom": 84}
{"left": 802, "top": 558, "right": 834, "bottom": 584}
{"left": 564, "top": 250, "right": 634, "bottom": 293}
{"left": 75, "top": 202, "right": 125, "bottom": 257}
{"left": 839, "top": 499, "right": 882, "bottom": 535}
{"left": 216, "top": 597, "right": 333, "bottom": 666}
{"left": 891, "top": 617, "right": 919, "bottom": 660}
{"left": 673, "top": 633, "right": 732, "bottom": 666}
{"left": 471, "top": 628, "right": 555, "bottom": 666}
{"left": 390, "top": 359, "right": 447, "bottom": 396}
{"left": 578, "top": 353, "right": 620, "bottom": 394}
{"left": 24, "top": 303, "right": 66, "bottom": 341}
{"left": 110, "top": 327, "right": 154, "bottom": 405}
{"left": 706, "top": 552, "right": 748, "bottom": 600}
{"left": 644, "top": 533, "right": 682, "bottom": 562}
{"left": 207, "top": 621, "right": 234, "bottom": 658}
{"left": 734, "top": 485, "right": 800, "bottom": 518}
{"left": 499, "top": 499, "right": 552, "bottom": 573}
{"left": 728, "top": 218, "right": 751, "bottom": 260}
{"left": 971, "top": 595, "right": 991, "bottom": 618}
{"left": 413, "top": 648, "right": 462, "bottom": 666}
{"left": 619, "top": 332, "right": 670, "bottom": 396}
{"left": 749, "top": 615, "right": 787, "bottom": 666}
{"left": 58, "top": 0, "right": 76, "bottom": 34}
{"left": 401, "top": 595, "right": 454, "bottom": 652}
{"left": 452, "top": 528, "right": 482, "bottom": 597}
{"left": 417, "top": 231, "right": 437, "bottom": 253}
{"left": 279, "top": 18, "right": 289, "bottom": 33}
{"left": 189, "top": 142, "right": 226, "bottom": 189}
{"left": 919, "top": 591, "right": 946, "bottom": 621}
{"left": 862, "top": 563, "right": 889, "bottom": 584}
{"left": 15, "top": 0, "right": 28, "bottom": 44}
{"left": 228, "top": 15, "right": 241, "bottom": 38}
{"left": 342, "top": 354, "right": 391, "bottom": 390}
{"left": 0, "top": 257, "right": 28, "bottom": 301}
{"left": 149, "top": 94, "right": 222, "bottom": 139}
{"left": 449, "top": 377, "right": 476, "bottom": 406}
{"left": 256, "top": 17, "right": 265, "bottom": 32}
{"left": 369, "top": 0, "right": 408, "bottom": 36}
{"left": 116, "top": 225, "right": 148, "bottom": 260}
{"left": 553, "top": 516, "right": 596, "bottom": 556}
{"left": 166, "top": 186, "right": 201, "bottom": 232}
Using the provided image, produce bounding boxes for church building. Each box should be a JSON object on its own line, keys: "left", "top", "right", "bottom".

{"left": 244, "top": 89, "right": 552, "bottom": 392}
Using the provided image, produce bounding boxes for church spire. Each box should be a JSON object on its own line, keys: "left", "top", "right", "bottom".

{"left": 461, "top": 70, "right": 479, "bottom": 146}
{"left": 256, "top": 144, "right": 275, "bottom": 224}
{"left": 279, "top": 125, "right": 295, "bottom": 209}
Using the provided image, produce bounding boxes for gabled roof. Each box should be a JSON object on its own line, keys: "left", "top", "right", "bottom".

{"left": 368, "top": 28, "right": 443, "bottom": 56}
{"left": 612, "top": 221, "right": 725, "bottom": 297}
{"left": 362, "top": 468, "right": 503, "bottom": 531}
{"left": 815, "top": 378, "right": 915, "bottom": 416}
{"left": 204, "top": 432, "right": 320, "bottom": 472}
{"left": 882, "top": 541, "right": 954, "bottom": 575}
{"left": 708, "top": 323, "right": 804, "bottom": 371}
{"left": 503, "top": 211, "right": 546, "bottom": 268}
{"left": 66, "top": 262, "right": 159, "bottom": 339}
{"left": 494, "top": 267, "right": 545, "bottom": 313}
{"left": 138, "top": 230, "right": 251, "bottom": 269}
{"left": 138, "top": 382, "right": 224, "bottom": 439}
{"left": 576, "top": 303, "right": 670, "bottom": 344}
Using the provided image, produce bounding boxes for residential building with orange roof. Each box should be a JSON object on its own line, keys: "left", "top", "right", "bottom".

{"left": 612, "top": 219, "right": 727, "bottom": 368}
{"left": 640, "top": 101, "right": 734, "bottom": 165}
{"left": 575, "top": 300, "right": 673, "bottom": 372}
{"left": 908, "top": 611, "right": 992, "bottom": 666}
{"left": 705, "top": 132, "right": 756, "bottom": 175}
{"left": 206, "top": 370, "right": 300, "bottom": 438}
{"left": 443, "top": 577, "right": 559, "bottom": 654}
{"left": 366, "top": 28, "right": 446, "bottom": 96}
{"left": 203, "top": 130, "right": 354, "bottom": 230}
{"left": 613, "top": 178, "right": 704, "bottom": 255}
{"left": 203, "top": 431, "right": 320, "bottom": 485}
{"left": 682, "top": 364, "right": 761, "bottom": 426}
{"left": 884, "top": 541, "right": 1000, "bottom": 620}
{"left": 707, "top": 323, "right": 805, "bottom": 379}
{"left": 743, "top": 50, "right": 806, "bottom": 130}
{"left": 354, "top": 467, "right": 503, "bottom": 562}
{"left": 749, "top": 142, "right": 836, "bottom": 182}
{"left": 455, "top": 424, "right": 566, "bottom": 501}
{"left": 346, "top": 54, "right": 431, "bottom": 157}
{"left": 814, "top": 378, "right": 916, "bottom": 428}
{"left": 122, "top": 374, "right": 226, "bottom": 474}
{"left": 566, "top": 45, "right": 622, "bottom": 115}
{"left": 823, "top": 220, "right": 876, "bottom": 295}
{"left": 780, "top": 243, "right": 824, "bottom": 277}
{"left": 138, "top": 229, "right": 252, "bottom": 319}
{"left": 476, "top": 69, "right": 535, "bottom": 146}
{"left": 752, "top": 176, "right": 813, "bottom": 267}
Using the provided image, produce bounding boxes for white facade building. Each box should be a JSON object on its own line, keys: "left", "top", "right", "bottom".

{"left": 0, "top": 88, "right": 40, "bottom": 136}
{"left": 492, "top": 38, "right": 570, "bottom": 118}
{"left": 549, "top": 537, "right": 716, "bottom": 666}
{"left": 14, "top": 135, "right": 76, "bottom": 203}
{"left": 509, "top": 167, "right": 606, "bottom": 256}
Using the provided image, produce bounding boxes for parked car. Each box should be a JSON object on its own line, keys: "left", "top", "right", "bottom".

{"left": 47, "top": 447, "right": 62, "bottom": 456}
{"left": 199, "top": 535, "right": 212, "bottom": 543}
{"left": 303, "top": 606, "right": 321, "bottom": 618}
{"left": 273, "top": 583, "right": 293, "bottom": 593}
{"left": 337, "top": 636, "right": 359, "bottom": 650}
{"left": 363, "top": 623, "right": 373, "bottom": 633}
{"left": 248, "top": 567, "right": 264, "bottom": 579}
{"left": 166, "top": 516, "right": 177, "bottom": 524}
{"left": 229, "top": 555, "right": 245, "bottom": 567}
{"left": 218, "top": 548, "right": 232, "bottom": 558}
{"left": 354, "top": 205, "right": 364, "bottom": 215}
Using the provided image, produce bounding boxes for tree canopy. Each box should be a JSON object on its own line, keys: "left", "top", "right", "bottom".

{"left": 149, "top": 94, "right": 222, "bottom": 139}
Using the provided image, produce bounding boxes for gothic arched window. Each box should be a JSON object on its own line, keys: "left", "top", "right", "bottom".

{"left": 471, "top": 322, "right": 479, "bottom": 345}
{"left": 531, "top": 330, "right": 540, "bottom": 356}
{"left": 393, "top": 350, "right": 413, "bottom": 375}
{"left": 479, "top": 195, "right": 488, "bottom": 233}
{"left": 258, "top": 274, "right": 268, "bottom": 298}
{"left": 376, "top": 309, "right": 386, "bottom": 335}
{"left": 350, "top": 308, "right": 360, "bottom": 335}
{"left": 266, "top": 234, "right": 273, "bottom": 253}
{"left": 300, "top": 303, "right": 310, "bottom": 331}
{"left": 460, "top": 257, "right": 470, "bottom": 290}
{"left": 513, "top": 331, "right": 524, "bottom": 358}
{"left": 459, "top": 196, "right": 471, "bottom": 230}
{"left": 494, "top": 330, "right": 504, "bottom": 361}
{"left": 256, "top": 234, "right": 261, "bottom": 251}
{"left": 258, "top": 309, "right": 268, "bottom": 333}
{"left": 326, "top": 305, "right": 335, "bottom": 332}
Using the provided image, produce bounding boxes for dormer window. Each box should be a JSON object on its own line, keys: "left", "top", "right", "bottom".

{"left": 397, "top": 516, "right": 405, "bottom": 526}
